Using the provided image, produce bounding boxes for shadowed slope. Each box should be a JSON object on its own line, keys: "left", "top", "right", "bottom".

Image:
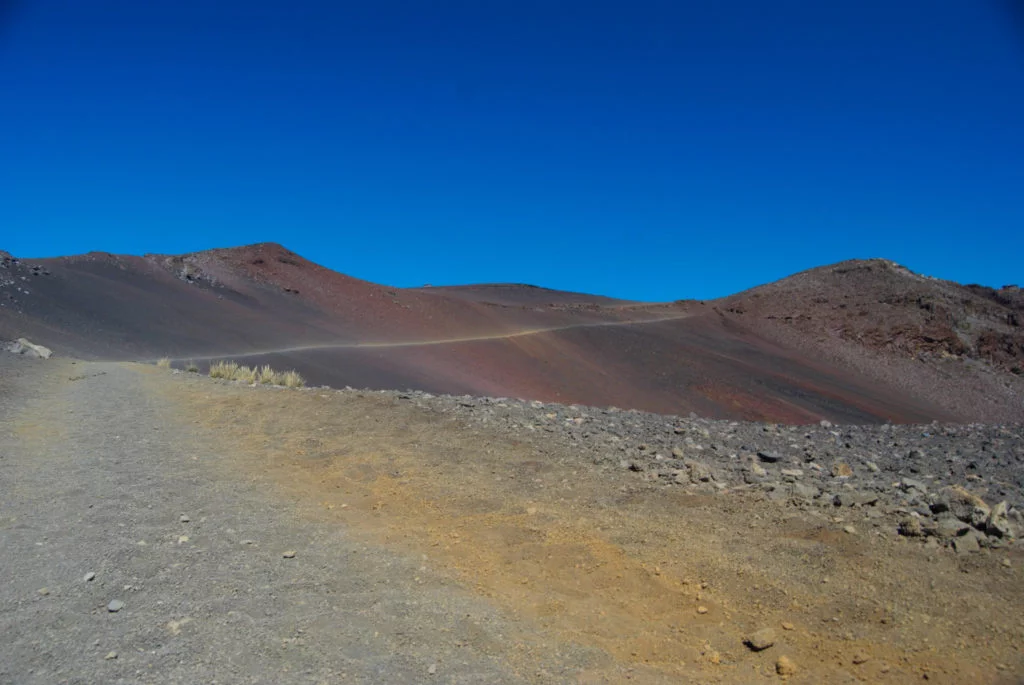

{"left": 1, "top": 246, "right": 1020, "bottom": 423}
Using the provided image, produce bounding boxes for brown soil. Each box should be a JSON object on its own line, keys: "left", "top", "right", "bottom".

{"left": 151, "top": 367, "right": 1024, "bottom": 684}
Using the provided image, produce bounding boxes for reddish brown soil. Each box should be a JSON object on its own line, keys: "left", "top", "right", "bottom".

{"left": 1, "top": 245, "right": 1021, "bottom": 424}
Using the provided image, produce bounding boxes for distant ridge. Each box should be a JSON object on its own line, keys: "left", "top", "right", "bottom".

{"left": 1, "top": 244, "right": 1021, "bottom": 424}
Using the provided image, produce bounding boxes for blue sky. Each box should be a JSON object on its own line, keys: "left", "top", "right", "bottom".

{"left": 2, "top": 1, "right": 1022, "bottom": 300}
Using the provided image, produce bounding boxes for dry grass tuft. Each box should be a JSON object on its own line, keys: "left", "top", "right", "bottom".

{"left": 281, "top": 370, "right": 305, "bottom": 388}
{"left": 156, "top": 357, "right": 172, "bottom": 369}
{"left": 257, "top": 364, "right": 278, "bottom": 385}
{"left": 209, "top": 361, "right": 303, "bottom": 388}
{"left": 185, "top": 360, "right": 200, "bottom": 373}
{"left": 209, "top": 360, "right": 239, "bottom": 379}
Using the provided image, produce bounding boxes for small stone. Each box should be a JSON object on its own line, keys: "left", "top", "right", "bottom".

{"left": 696, "top": 606, "right": 709, "bottom": 614}
{"left": 107, "top": 599, "right": 124, "bottom": 612}
{"left": 986, "top": 501, "right": 1015, "bottom": 538}
{"left": 179, "top": 514, "right": 190, "bottom": 523}
{"left": 781, "top": 621, "right": 795, "bottom": 631}
{"left": 104, "top": 651, "right": 118, "bottom": 660}
{"left": 1002, "top": 558, "right": 1012, "bottom": 568}
{"left": 843, "top": 525, "right": 856, "bottom": 535}
{"left": 745, "top": 627, "right": 776, "bottom": 651}
{"left": 84, "top": 572, "right": 96, "bottom": 582}
{"left": 282, "top": 550, "right": 297, "bottom": 559}
{"left": 952, "top": 530, "right": 982, "bottom": 555}
{"left": 852, "top": 653, "right": 869, "bottom": 665}
{"left": 427, "top": 664, "right": 437, "bottom": 675}
{"left": 901, "top": 477, "right": 927, "bottom": 492}
{"left": 177, "top": 535, "right": 189, "bottom": 544}
{"left": 37, "top": 587, "right": 49, "bottom": 596}
{"left": 781, "top": 468, "right": 803, "bottom": 480}
{"left": 776, "top": 655, "right": 797, "bottom": 676}
{"left": 898, "top": 517, "right": 923, "bottom": 537}
{"left": 757, "top": 451, "right": 782, "bottom": 463}
{"left": 865, "top": 461, "right": 880, "bottom": 473}
{"left": 831, "top": 462, "right": 853, "bottom": 478}
{"left": 819, "top": 419, "right": 833, "bottom": 428}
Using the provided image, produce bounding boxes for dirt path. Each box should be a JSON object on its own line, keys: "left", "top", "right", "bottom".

{"left": 0, "top": 359, "right": 607, "bottom": 684}
{"left": 168, "top": 312, "right": 694, "bottom": 363}
{"left": 2, "top": 358, "right": 1023, "bottom": 684}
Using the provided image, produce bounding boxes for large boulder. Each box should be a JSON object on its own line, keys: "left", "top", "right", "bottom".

{"left": 3, "top": 338, "right": 53, "bottom": 359}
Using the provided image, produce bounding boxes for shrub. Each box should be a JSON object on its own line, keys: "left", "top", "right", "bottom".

{"left": 184, "top": 360, "right": 199, "bottom": 373}
{"left": 156, "top": 357, "right": 171, "bottom": 369}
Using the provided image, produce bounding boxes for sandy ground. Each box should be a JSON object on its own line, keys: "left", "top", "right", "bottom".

{"left": 2, "top": 358, "right": 1023, "bottom": 683}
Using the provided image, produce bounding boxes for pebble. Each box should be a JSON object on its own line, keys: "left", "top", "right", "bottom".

{"left": 757, "top": 451, "right": 782, "bottom": 463}
{"left": 105, "top": 651, "right": 118, "bottom": 660}
{"left": 852, "top": 653, "right": 869, "bottom": 665}
{"left": 179, "top": 514, "right": 190, "bottom": 523}
{"left": 776, "top": 655, "right": 797, "bottom": 676}
{"left": 282, "top": 550, "right": 297, "bottom": 558}
{"left": 780, "top": 621, "right": 794, "bottom": 631}
{"left": 745, "top": 627, "right": 776, "bottom": 651}
{"left": 843, "top": 525, "right": 857, "bottom": 535}
{"left": 84, "top": 572, "right": 96, "bottom": 582}
{"left": 696, "top": 606, "right": 708, "bottom": 614}
{"left": 107, "top": 599, "right": 124, "bottom": 612}
{"left": 428, "top": 664, "right": 437, "bottom": 675}
{"left": 1002, "top": 558, "right": 1012, "bottom": 568}
{"left": 37, "top": 587, "right": 49, "bottom": 596}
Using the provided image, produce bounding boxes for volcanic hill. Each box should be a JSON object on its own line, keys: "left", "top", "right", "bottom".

{"left": 1, "top": 244, "right": 1021, "bottom": 424}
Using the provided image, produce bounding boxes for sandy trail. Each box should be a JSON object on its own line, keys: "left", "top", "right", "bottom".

{"left": 2, "top": 358, "right": 1023, "bottom": 684}
{"left": 157, "top": 312, "right": 694, "bottom": 363}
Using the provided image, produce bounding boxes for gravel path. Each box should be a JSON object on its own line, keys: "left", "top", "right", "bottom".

{"left": 0, "top": 358, "right": 600, "bottom": 684}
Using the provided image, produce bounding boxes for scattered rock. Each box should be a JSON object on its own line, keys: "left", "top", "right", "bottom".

{"left": 843, "top": 525, "right": 857, "bottom": 535}
{"left": 179, "top": 514, "right": 191, "bottom": 523}
{"left": 939, "top": 486, "right": 990, "bottom": 526}
{"left": 696, "top": 606, "right": 709, "bottom": 614}
{"left": 952, "top": 529, "right": 984, "bottom": 555}
{"left": 84, "top": 572, "right": 96, "bottom": 582}
{"left": 745, "top": 627, "right": 776, "bottom": 651}
{"left": 427, "top": 663, "right": 437, "bottom": 675}
{"left": 898, "top": 517, "right": 923, "bottom": 537}
{"left": 107, "top": 599, "right": 124, "bottom": 612}
{"left": 831, "top": 462, "right": 853, "bottom": 478}
{"left": 758, "top": 451, "right": 782, "bottom": 463}
{"left": 851, "top": 653, "right": 869, "bottom": 665}
{"left": 776, "top": 655, "right": 797, "bottom": 676}
{"left": 104, "top": 651, "right": 118, "bottom": 660}
{"left": 986, "top": 501, "right": 1016, "bottom": 538}
{"left": 37, "top": 587, "right": 49, "bottom": 596}
{"left": 282, "top": 550, "right": 297, "bottom": 558}
{"left": 780, "top": 621, "right": 794, "bottom": 631}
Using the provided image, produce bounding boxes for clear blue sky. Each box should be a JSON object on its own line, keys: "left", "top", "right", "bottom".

{"left": 2, "top": 1, "right": 1022, "bottom": 300}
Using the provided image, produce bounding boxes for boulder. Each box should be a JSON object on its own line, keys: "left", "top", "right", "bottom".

{"left": 3, "top": 338, "right": 52, "bottom": 359}
{"left": 935, "top": 485, "right": 990, "bottom": 527}
{"left": 986, "top": 501, "right": 1017, "bottom": 539}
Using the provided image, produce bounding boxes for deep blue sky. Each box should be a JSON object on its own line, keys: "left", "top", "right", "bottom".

{"left": 2, "top": 1, "right": 1022, "bottom": 300}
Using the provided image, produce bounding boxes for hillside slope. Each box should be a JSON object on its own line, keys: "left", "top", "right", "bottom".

{"left": 2, "top": 246, "right": 1020, "bottom": 423}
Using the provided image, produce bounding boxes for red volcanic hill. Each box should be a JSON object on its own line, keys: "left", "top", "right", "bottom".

{"left": 1, "top": 245, "right": 1021, "bottom": 424}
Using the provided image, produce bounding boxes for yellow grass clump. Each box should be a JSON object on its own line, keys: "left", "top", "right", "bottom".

{"left": 208, "top": 360, "right": 239, "bottom": 379}
{"left": 156, "top": 357, "right": 171, "bottom": 369}
{"left": 281, "top": 369, "right": 305, "bottom": 388}
{"left": 209, "top": 361, "right": 304, "bottom": 388}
